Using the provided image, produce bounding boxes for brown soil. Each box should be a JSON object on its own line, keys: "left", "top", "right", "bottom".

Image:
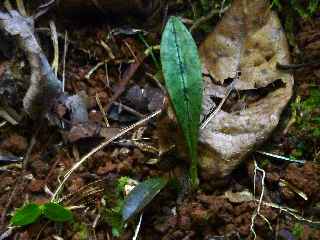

{"left": 0, "top": 2, "right": 320, "bottom": 240}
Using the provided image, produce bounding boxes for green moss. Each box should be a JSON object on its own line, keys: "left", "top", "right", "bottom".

{"left": 288, "top": 87, "right": 320, "bottom": 161}
{"left": 292, "top": 87, "right": 320, "bottom": 139}
{"left": 272, "top": 0, "right": 320, "bottom": 18}
{"left": 292, "top": 223, "right": 304, "bottom": 239}
{"left": 73, "top": 223, "right": 89, "bottom": 240}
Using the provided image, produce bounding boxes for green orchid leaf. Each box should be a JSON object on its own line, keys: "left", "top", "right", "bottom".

{"left": 10, "top": 203, "right": 42, "bottom": 226}
{"left": 42, "top": 203, "right": 73, "bottom": 222}
{"left": 160, "top": 16, "right": 203, "bottom": 186}
{"left": 122, "top": 178, "right": 167, "bottom": 221}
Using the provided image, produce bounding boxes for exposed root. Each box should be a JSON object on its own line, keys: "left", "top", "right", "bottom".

{"left": 250, "top": 160, "right": 271, "bottom": 240}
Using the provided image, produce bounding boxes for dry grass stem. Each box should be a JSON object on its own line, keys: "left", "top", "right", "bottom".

{"left": 51, "top": 109, "right": 162, "bottom": 201}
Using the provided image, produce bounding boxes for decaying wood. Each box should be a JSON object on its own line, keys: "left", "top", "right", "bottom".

{"left": 0, "top": 10, "right": 62, "bottom": 118}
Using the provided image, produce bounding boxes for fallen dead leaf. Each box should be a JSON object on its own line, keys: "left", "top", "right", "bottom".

{"left": 198, "top": 0, "right": 294, "bottom": 180}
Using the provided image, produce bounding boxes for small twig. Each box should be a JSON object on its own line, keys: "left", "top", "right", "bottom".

{"left": 261, "top": 201, "right": 320, "bottom": 225}
{"left": 62, "top": 31, "right": 68, "bottom": 92}
{"left": 16, "top": 0, "right": 27, "bottom": 17}
{"left": 51, "top": 109, "right": 162, "bottom": 201}
{"left": 277, "top": 61, "right": 320, "bottom": 70}
{"left": 190, "top": 6, "right": 229, "bottom": 32}
{"left": 0, "top": 227, "right": 14, "bottom": 240}
{"left": 0, "top": 108, "right": 19, "bottom": 125}
{"left": 256, "top": 151, "right": 305, "bottom": 164}
{"left": 105, "top": 55, "right": 146, "bottom": 112}
{"left": 38, "top": 0, "right": 56, "bottom": 10}
{"left": 96, "top": 93, "right": 110, "bottom": 127}
{"left": 187, "top": 0, "right": 197, "bottom": 19}
{"left": 34, "top": 0, "right": 56, "bottom": 20}
{"left": 201, "top": 81, "right": 234, "bottom": 129}
{"left": 85, "top": 61, "right": 108, "bottom": 80}
{"left": 139, "top": 34, "right": 160, "bottom": 69}
{"left": 50, "top": 21, "right": 59, "bottom": 76}
{"left": 0, "top": 121, "right": 7, "bottom": 128}
{"left": 113, "top": 101, "right": 145, "bottom": 119}
{"left": 105, "top": 62, "right": 110, "bottom": 87}
{"left": 144, "top": 45, "right": 160, "bottom": 56}
{"left": 100, "top": 40, "right": 115, "bottom": 60}
{"left": 279, "top": 179, "right": 308, "bottom": 201}
{"left": 124, "top": 40, "right": 140, "bottom": 63}
{"left": 219, "top": 0, "right": 227, "bottom": 17}
{"left": 146, "top": 72, "right": 166, "bottom": 94}
{"left": 132, "top": 214, "right": 143, "bottom": 240}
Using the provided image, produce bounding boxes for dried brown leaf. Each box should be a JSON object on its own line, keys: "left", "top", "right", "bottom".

{"left": 198, "top": 0, "right": 294, "bottom": 179}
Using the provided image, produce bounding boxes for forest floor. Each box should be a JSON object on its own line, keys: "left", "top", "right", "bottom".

{"left": 0, "top": 1, "right": 320, "bottom": 240}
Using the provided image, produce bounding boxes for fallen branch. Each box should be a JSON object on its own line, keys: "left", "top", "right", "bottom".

{"left": 0, "top": 10, "right": 62, "bottom": 118}
{"left": 105, "top": 54, "right": 146, "bottom": 112}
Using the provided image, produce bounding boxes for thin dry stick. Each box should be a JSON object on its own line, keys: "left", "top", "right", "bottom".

{"left": 85, "top": 61, "right": 107, "bottom": 80}
{"left": 95, "top": 93, "right": 110, "bottom": 127}
{"left": 62, "top": 31, "right": 68, "bottom": 92}
{"left": 124, "top": 40, "right": 140, "bottom": 63}
{"left": 256, "top": 151, "right": 305, "bottom": 164}
{"left": 146, "top": 72, "right": 166, "bottom": 94}
{"left": 261, "top": 201, "right": 320, "bottom": 225}
{"left": 113, "top": 101, "right": 145, "bottom": 118}
{"left": 16, "top": 0, "right": 27, "bottom": 17}
{"left": 0, "top": 121, "right": 7, "bottom": 128}
{"left": 100, "top": 40, "right": 115, "bottom": 60}
{"left": 50, "top": 21, "right": 59, "bottom": 76}
{"left": 200, "top": 81, "right": 234, "bottom": 129}
{"left": 105, "top": 62, "right": 110, "bottom": 87}
{"left": 51, "top": 109, "right": 162, "bottom": 201}
{"left": 190, "top": 6, "right": 229, "bottom": 32}
{"left": 133, "top": 214, "right": 143, "bottom": 240}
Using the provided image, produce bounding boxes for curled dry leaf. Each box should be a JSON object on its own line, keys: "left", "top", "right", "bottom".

{"left": 198, "top": 0, "right": 294, "bottom": 180}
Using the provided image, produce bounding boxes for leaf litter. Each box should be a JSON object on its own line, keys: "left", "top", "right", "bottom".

{"left": 0, "top": 0, "right": 319, "bottom": 239}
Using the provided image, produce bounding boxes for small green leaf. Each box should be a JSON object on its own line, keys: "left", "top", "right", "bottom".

{"left": 42, "top": 203, "right": 73, "bottom": 222}
{"left": 10, "top": 203, "right": 42, "bottom": 226}
{"left": 122, "top": 178, "right": 167, "bottom": 221}
{"left": 160, "top": 16, "right": 203, "bottom": 186}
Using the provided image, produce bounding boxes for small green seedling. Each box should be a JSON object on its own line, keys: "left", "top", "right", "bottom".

{"left": 122, "top": 177, "right": 167, "bottom": 221}
{"left": 105, "top": 177, "right": 131, "bottom": 237}
{"left": 10, "top": 202, "right": 73, "bottom": 227}
{"left": 10, "top": 203, "right": 42, "bottom": 226}
{"left": 160, "top": 16, "right": 203, "bottom": 187}
{"left": 105, "top": 177, "right": 167, "bottom": 237}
